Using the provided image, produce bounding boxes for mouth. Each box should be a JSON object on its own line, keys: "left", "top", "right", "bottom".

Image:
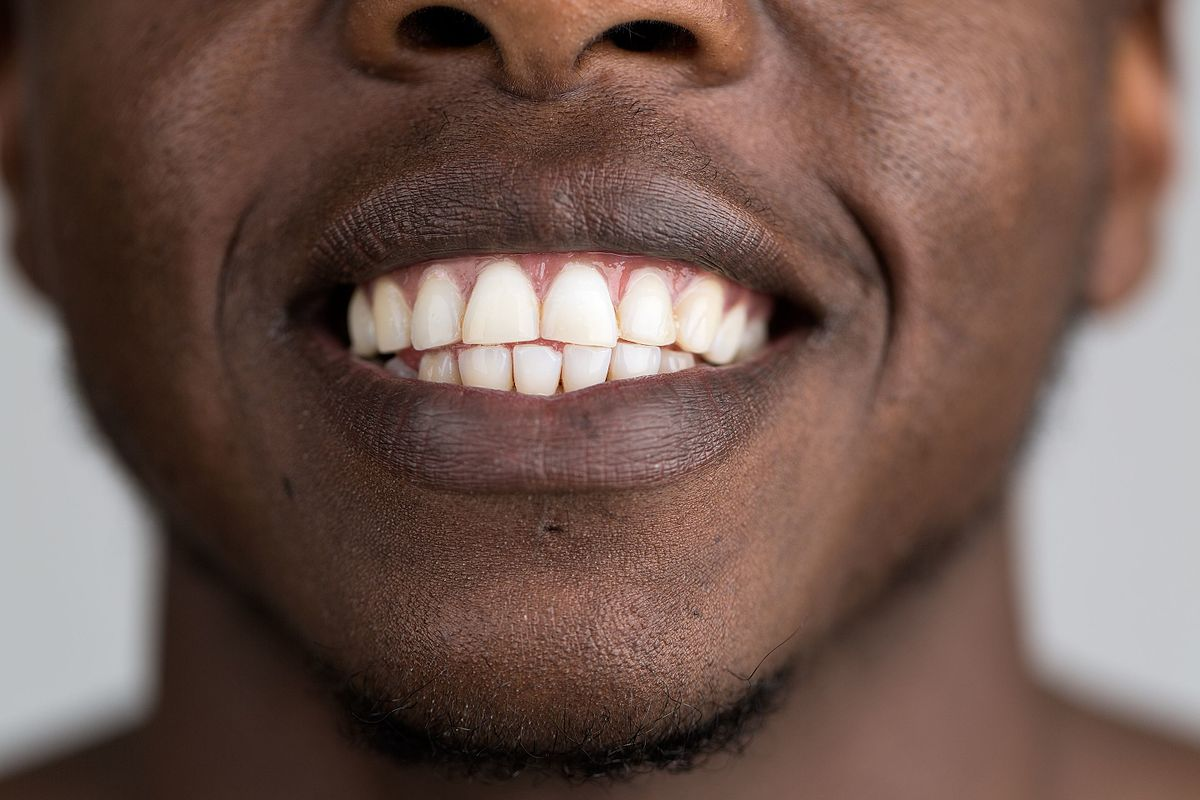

{"left": 264, "top": 164, "right": 871, "bottom": 493}
{"left": 344, "top": 252, "right": 776, "bottom": 393}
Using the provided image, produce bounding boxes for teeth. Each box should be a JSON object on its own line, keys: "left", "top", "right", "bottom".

{"left": 561, "top": 344, "right": 612, "bottom": 392}
{"left": 738, "top": 316, "right": 769, "bottom": 361}
{"left": 458, "top": 346, "right": 514, "bottom": 391}
{"left": 513, "top": 345, "right": 563, "bottom": 396}
{"left": 354, "top": 256, "right": 777, "bottom": 389}
{"left": 659, "top": 350, "right": 697, "bottom": 374}
{"left": 674, "top": 277, "right": 725, "bottom": 354}
{"left": 617, "top": 269, "right": 676, "bottom": 347}
{"left": 418, "top": 350, "right": 461, "bottom": 384}
{"left": 348, "top": 286, "right": 378, "bottom": 357}
{"left": 609, "top": 342, "right": 662, "bottom": 380}
{"left": 542, "top": 263, "right": 619, "bottom": 347}
{"left": 462, "top": 260, "right": 539, "bottom": 345}
{"left": 704, "top": 303, "right": 748, "bottom": 366}
{"left": 411, "top": 272, "right": 465, "bottom": 351}
{"left": 372, "top": 277, "right": 412, "bottom": 354}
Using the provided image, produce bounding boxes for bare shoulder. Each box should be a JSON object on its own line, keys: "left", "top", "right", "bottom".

{"left": 1048, "top": 692, "right": 1200, "bottom": 800}
{"left": 0, "top": 731, "right": 141, "bottom": 800}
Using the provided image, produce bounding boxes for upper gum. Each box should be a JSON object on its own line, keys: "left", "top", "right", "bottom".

{"left": 365, "top": 252, "right": 769, "bottom": 316}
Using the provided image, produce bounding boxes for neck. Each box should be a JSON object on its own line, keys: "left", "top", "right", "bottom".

{"left": 135, "top": 511, "right": 1050, "bottom": 799}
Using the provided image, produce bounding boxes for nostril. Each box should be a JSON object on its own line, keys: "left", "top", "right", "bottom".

{"left": 601, "top": 20, "right": 698, "bottom": 56}
{"left": 397, "top": 6, "right": 491, "bottom": 50}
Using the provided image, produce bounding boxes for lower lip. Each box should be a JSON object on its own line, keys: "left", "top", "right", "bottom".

{"left": 302, "top": 328, "right": 803, "bottom": 493}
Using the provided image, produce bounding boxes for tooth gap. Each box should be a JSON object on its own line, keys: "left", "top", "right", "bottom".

{"left": 329, "top": 284, "right": 357, "bottom": 347}
{"left": 398, "top": 6, "right": 492, "bottom": 50}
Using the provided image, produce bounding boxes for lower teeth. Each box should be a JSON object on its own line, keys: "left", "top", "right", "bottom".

{"left": 379, "top": 342, "right": 706, "bottom": 394}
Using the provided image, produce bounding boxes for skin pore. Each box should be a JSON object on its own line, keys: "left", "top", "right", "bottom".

{"left": 1, "top": 0, "right": 1198, "bottom": 797}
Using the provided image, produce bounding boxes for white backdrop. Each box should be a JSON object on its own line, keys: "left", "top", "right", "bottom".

{"left": 2, "top": 6, "right": 1198, "bottom": 775}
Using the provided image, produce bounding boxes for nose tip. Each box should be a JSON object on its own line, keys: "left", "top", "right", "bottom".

{"left": 342, "top": 0, "right": 756, "bottom": 96}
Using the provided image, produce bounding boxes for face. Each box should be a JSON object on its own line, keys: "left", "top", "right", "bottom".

{"left": 2, "top": 0, "right": 1170, "bottom": 779}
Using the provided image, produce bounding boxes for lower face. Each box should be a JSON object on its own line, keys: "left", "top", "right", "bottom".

{"left": 22, "top": 0, "right": 1110, "bottom": 776}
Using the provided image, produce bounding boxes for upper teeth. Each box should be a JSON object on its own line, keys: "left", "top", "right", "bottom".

{"left": 672, "top": 275, "right": 725, "bottom": 354}
{"left": 462, "top": 260, "right": 540, "bottom": 345}
{"left": 348, "top": 286, "right": 377, "bottom": 358}
{"left": 347, "top": 255, "right": 773, "bottom": 394}
{"left": 409, "top": 270, "right": 465, "bottom": 351}
{"left": 371, "top": 278, "right": 412, "bottom": 353}
{"left": 617, "top": 268, "right": 677, "bottom": 347}
{"left": 541, "top": 262, "right": 620, "bottom": 348}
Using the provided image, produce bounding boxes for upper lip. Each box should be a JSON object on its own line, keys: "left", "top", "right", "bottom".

{"left": 292, "top": 153, "right": 873, "bottom": 326}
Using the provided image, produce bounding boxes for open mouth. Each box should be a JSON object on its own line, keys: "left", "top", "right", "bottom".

{"left": 252, "top": 165, "right": 870, "bottom": 491}
{"left": 345, "top": 252, "right": 775, "bottom": 394}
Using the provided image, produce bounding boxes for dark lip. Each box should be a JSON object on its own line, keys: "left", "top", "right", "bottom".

{"left": 296, "top": 161, "right": 873, "bottom": 325}
{"left": 303, "top": 325, "right": 804, "bottom": 493}
{"left": 241, "top": 156, "right": 876, "bottom": 493}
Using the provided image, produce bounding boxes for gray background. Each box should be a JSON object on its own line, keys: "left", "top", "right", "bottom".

{"left": 1, "top": 5, "right": 1198, "bottom": 776}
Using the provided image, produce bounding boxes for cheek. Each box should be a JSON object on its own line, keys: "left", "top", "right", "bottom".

{"left": 18, "top": 0, "right": 1113, "bottom": 705}
{"left": 24, "top": 4, "right": 305, "bottom": 560}
{"left": 823, "top": 5, "right": 1109, "bottom": 542}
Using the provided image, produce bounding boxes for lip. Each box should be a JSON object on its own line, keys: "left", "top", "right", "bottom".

{"left": 296, "top": 163, "right": 872, "bottom": 325}
{"left": 301, "top": 325, "right": 801, "bottom": 493}
{"left": 229, "top": 155, "right": 875, "bottom": 493}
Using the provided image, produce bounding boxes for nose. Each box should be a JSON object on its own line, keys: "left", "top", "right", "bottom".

{"left": 342, "top": 0, "right": 756, "bottom": 95}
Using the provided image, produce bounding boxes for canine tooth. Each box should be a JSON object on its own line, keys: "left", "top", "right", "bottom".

{"left": 609, "top": 342, "right": 662, "bottom": 380}
{"left": 348, "top": 286, "right": 377, "bottom": 357}
{"left": 561, "top": 344, "right": 612, "bottom": 392}
{"left": 462, "top": 260, "right": 539, "bottom": 345}
{"left": 385, "top": 357, "right": 417, "bottom": 379}
{"left": 458, "top": 346, "right": 513, "bottom": 391}
{"left": 418, "top": 350, "right": 460, "bottom": 384}
{"left": 659, "top": 350, "right": 697, "bottom": 374}
{"left": 737, "top": 316, "right": 769, "bottom": 361}
{"left": 674, "top": 277, "right": 725, "bottom": 354}
{"left": 513, "top": 345, "right": 563, "bottom": 396}
{"left": 542, "top": 262, "right": 618, "bottom": 347}
{"left": 372, "top": 278, "right": 411, "bottom": 353}
{"left": 411, "top": 273, "right": 465, "bottom": 351}
{"left": 704, "top": 303, "right": 748, "bottom": 365}
{"left": 617, "top": 269, "right": 676, "bottom": 346}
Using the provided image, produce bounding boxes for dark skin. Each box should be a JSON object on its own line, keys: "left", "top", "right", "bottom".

{"left": 2, "top": 0, "right": 1198, "bottom": 797}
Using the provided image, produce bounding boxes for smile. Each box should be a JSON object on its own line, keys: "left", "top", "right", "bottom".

{"left": 346, "top": 252, "right": 774, "bottom": 394}
{"left": 268, "top": 164, "right": 872, "bottom": 491}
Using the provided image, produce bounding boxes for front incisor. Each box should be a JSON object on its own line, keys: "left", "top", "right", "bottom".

{"left": 542, "top": 263, "right": 619, "bottom": 347}
{"left": 457, "top": 346, "right": 514, "bottom": 391}
{"left": 462, "top": 260, "right": 540, "bottom": 345}
{"left": 561, "top": 344, "right": 612, "bottom": 392}
{"left": 513, "top": 345, "right": 563, "bottom": 396}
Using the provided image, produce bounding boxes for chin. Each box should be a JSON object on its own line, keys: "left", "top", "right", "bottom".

{"left": 328, "top": 635, "right": 795, "bottom": 781}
